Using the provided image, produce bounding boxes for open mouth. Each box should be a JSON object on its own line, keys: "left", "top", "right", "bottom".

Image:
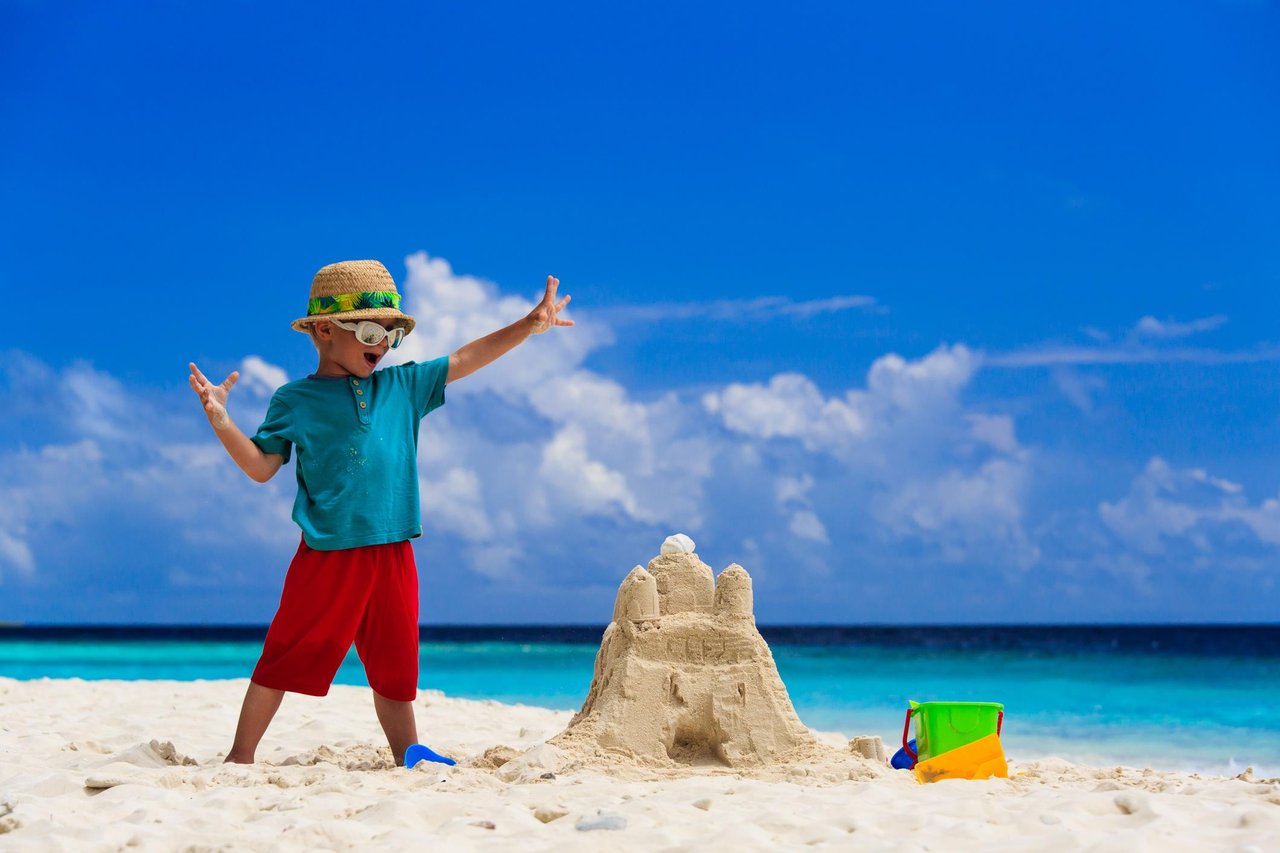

{"left": 363, "top": 353, "right": 379, "bottom": 368}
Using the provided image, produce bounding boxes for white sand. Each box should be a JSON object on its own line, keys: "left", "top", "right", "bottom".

{"left": 1, "top": 676, "right": 1277, "bottom": 851}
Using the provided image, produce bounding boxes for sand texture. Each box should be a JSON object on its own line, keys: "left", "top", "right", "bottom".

{"left": 550, "top": 550, "right": 818, "bottom": 768}
{"left": 1, "top": 677, "right": 1278, "bottom": 851}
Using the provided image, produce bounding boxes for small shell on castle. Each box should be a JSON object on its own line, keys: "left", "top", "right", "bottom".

{"left": 660, "top": 533, "right": 695, "bottom": 554}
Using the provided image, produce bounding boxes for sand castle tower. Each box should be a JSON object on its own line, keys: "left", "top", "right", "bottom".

{"left": 552, "top": 535, "right": 816, "bottom": 768}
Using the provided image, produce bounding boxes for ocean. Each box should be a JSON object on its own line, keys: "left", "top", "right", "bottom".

{"left": 2, "top": 625, "right": 1276, "bottom": 777}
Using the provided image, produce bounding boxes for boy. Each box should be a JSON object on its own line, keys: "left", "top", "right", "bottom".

{"left": 187, "top": 259, "right": 572, "bottom": 766}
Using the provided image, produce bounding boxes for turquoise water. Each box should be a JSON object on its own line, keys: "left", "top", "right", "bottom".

{"left": 2, "top": 634, "right": 1276, "bottom": 776}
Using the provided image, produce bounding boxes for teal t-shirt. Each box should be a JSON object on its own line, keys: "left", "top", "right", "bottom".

{"left": 250, "top": 358, "right": 449, "bottom": 550}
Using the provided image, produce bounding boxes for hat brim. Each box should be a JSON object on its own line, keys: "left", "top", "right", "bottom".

{"left": 292, "top": 308, "right": 416, "bottom": 335}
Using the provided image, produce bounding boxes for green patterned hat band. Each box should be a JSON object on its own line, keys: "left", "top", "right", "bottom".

{"left": 306, "top": 291, "right": 402, "bottom": 316}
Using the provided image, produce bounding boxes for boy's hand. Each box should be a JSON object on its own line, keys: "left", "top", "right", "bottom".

{"left": 188, "top": 362, "right": 239, "bottom": 430}
{"left": 527, "top": 275, "right": 574, "bottom": 335}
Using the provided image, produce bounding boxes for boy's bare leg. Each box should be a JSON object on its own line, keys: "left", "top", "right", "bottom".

{"left": 224, "top": 682, "right": 285, "bottom": 763}
{"left": 373, "top": 691, "right": 419, "bottom": 766}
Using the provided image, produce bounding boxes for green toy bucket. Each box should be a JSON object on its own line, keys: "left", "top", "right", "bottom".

{"left": 902, "top": 700, "right": 1004, "bottom": 763}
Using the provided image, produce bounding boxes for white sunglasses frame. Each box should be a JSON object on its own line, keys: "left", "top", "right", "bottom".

{"left": 329, "top": 319, "right": 407, "bottom": 349}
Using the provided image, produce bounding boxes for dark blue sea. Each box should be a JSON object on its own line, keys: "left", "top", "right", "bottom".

{"left": 2, "top": 624, "right": 1276, "bottom": 776}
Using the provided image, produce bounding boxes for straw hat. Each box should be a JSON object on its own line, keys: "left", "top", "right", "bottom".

{"left": 290, "top": 260, "right": 416, "bottom": 334}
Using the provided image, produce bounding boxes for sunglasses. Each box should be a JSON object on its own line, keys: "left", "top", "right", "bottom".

{"left": 331, "top": 319, "right": 407, "bottom": 349}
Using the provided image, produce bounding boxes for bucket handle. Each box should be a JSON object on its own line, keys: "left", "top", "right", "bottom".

{"left": 998, "top": 710, "right": 1004, "bottom": 736}
{"left": 902, "top": 707, "right": 916, "bottom": 760}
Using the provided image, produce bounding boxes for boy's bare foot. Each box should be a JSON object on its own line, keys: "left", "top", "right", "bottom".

{"left": 372, "top": 691, "right": 419, "bottom": 766}
{"left": 225, "top": 682, "right": 285, "bottom": 765}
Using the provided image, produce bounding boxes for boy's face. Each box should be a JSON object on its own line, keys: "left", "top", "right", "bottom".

{"left": 311, "top": 318, "right": 403, "bottom": 378}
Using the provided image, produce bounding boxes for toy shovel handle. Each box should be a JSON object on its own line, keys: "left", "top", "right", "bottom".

{"left": 902, "top": 708, "right": 916, "bottom": 760}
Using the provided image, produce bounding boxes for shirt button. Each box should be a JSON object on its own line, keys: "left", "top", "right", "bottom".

{"left": 351, "top": 379, "right": 360, "bottom": 386}
{"left": 356, "top": 389, "right": 364, "bottom": 395}
{"left": 359, "top": 401, "right": 367, "bottom": 408}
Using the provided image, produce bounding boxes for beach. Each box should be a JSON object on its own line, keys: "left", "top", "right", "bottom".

{"left": 1, "top": 677, "right": 1276, "bottom": 851}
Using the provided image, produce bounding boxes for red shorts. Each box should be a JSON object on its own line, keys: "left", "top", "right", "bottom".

{"left": 252, "top": 538, "right": 419, "bottom": 702}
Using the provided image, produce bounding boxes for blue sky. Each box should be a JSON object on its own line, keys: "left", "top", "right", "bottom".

{"left": 1, "top": 1, "right": 1277, "bottom": 624}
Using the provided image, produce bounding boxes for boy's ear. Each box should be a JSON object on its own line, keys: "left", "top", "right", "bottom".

{"left": 311, "top": 321, "right": 332, "bottom": 340}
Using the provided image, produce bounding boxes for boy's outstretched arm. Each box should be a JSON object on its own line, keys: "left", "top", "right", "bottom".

{"left": 446, "top": 275, "right": 573, "bottom": 384}
{"left": 188, "top": 362, "right": 285, "bottom": 483}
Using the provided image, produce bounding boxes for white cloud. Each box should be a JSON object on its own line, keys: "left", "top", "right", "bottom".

{"left": 538, "top": 425, "right": 643, "bottom": 520}
{"left": 61, "top": 362, "right": 136, "bottom": 442}
{"left": 966, "top": 414, "right": 1020, "bottom": 455}
{"left": 879, "top": 459, "right": 1038, "bottom": 569}
{"left": 703, "top": 373, "right": 853, "bottom": 447}
{"left": 985, "top": 313, "right": 1268, "bottom": 369}
{"left": 701, "top": 345, "right": 981, "bottom": 463}
{"left": 775, "top": 475, "right": 828, "bottom": 544}
{"left": 986, "top": 343, "right": 1280, "bottom": 368}
{"left": 1187, "top": 467, "right": 1244, "bottom": 496}
{"left": 1100, "top": 457, "right": 1280, "bottom": 559}
{"left": 127, "top": 443, "right": 296, "bottom": 549}
{"left": 704, "top": 344, "right": 980, "bottom": 457}
{"left": 532, "top": 373, "right": 651, "bottom": 446}
{"left": 0, "top": 531, "right": 34, "bottom": 577}
{"left": 1240, "top": 499, "right": 1280, "bottom": 547}
{"left": 426, "top": 467, "right": 495, "bottom": 543}
{"left": 788, "top": 509, "right": 829, "bottom": 544}
{"left": 0, "top": 443, "right": 104, "bottom": 578}
{"left": 703, "top": 343, "right": 1034, "bottom": 571}
{"left": 1101, "top": 460, "right": 1202, "bottom": 553}
{"left": 1133, "top": 314, "right": 1228, "bottom": 339}
{"left": 238, "top": 355, "right": 289, "bottom": 398}
{"left": 775, "top": 474, "right": 815, "bottom": 506}
{"left": 1051, "top": 367, "right": 1107, "bottom": 414}
{"left": 0, "top": 358, "right": 297, "bottom": 584}
{"left": 0, "top": 439, "right": 107, "bottom": 578}
{"left": 865, "top": 345, "right": 978, "bottom": 412}
{"left": 594, "top": 294, "right": 879, "bottom": 324}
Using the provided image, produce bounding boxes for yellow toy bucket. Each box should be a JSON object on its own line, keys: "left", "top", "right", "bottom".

{"left": 914, "top": 733, "right": 1008, "bottom": 783}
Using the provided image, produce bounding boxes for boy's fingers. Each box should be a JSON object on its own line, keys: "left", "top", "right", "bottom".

{"left": 545, "top": 275, "right": 558, "bottom": 298}
{"left": 189, "top": 362, "right": 211, "bottom": 386}
{"left": 223, "top": 371, "right": 240, "bottom": 390}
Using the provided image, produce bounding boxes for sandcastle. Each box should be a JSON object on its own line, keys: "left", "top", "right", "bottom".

{"left": 550, "top": 534, "right": 818, "bottom": 768}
